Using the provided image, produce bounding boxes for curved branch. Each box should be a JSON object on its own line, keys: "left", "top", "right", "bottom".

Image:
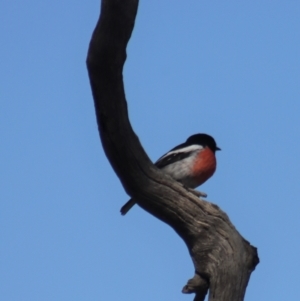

{"left": 86, "top": 1, "right": 259, "bottom": 301}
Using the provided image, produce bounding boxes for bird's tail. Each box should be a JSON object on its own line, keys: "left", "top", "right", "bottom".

{"left": 120, "top": 198, "right": 136, "bottom": 215}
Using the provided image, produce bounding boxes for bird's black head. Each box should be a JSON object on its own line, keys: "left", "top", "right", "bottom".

{"left": 186, "top": 133, "right": 221, "bottom": 153}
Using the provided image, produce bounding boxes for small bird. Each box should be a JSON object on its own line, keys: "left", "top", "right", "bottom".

{"left": 120, "top": 133, "right": 221, "bottom": 215}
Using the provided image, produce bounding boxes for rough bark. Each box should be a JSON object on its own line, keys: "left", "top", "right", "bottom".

{"left": 86, "top": 1, "right": 259, "bottom": 300}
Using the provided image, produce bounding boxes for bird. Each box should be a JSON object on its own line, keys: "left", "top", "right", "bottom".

{"left": 120, "top": 133, "right": 221, "bottom": 215}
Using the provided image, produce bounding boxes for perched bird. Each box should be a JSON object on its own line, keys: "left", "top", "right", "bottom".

{"left": 120, "top": 133, "right": 221, "bottom": 215}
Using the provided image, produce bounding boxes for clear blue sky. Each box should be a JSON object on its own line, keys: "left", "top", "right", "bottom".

{"left": 1, "top": 1, "right": 300, "bottom": 300}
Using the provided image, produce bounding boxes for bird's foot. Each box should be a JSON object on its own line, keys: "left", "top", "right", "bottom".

{"left": 186, "top": 187, "right": 207, "bottom": 198}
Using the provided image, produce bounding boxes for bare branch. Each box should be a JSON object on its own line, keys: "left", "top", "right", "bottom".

{"left": 86, "top": 1, "right": 259, "bottom": 300}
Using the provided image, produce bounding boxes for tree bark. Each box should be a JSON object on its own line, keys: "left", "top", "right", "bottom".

{"left": 86, "top": 1, "right": 259, "bottom": 301}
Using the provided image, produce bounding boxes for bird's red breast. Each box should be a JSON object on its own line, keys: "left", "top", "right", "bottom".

{"left": 191, "top": 147, "right": 217, "bottom": 186}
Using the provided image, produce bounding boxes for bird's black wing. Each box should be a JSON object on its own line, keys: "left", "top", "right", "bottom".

{"left": 155, "top": 142, "right": 197, "bottom": 169}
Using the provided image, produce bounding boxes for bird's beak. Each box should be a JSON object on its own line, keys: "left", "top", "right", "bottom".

{"left": 216, "top": 146, "right": 221, "bottom": 151}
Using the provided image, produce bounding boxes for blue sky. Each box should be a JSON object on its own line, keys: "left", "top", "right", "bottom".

{"left": 1, "top": 1, "right": 300, "bottom": 300}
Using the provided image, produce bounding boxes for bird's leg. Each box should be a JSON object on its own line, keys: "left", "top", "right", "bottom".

{"left": 187, "top": 188, "right": 207, "bottom": 198}
{"left": 179, "top": 182, "right": 207, "bottom": 198}
{"left": 179, "top": 183, "right": 207, "bottom": 198}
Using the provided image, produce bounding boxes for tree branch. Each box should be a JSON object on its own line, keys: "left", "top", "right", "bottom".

{"left": 86, "top": 1, "right": 259, "bottom": 300}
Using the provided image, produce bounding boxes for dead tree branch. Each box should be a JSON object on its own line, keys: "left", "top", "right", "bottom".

{"left": 86, "top": 1, "right": 259, "bottom": 300}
